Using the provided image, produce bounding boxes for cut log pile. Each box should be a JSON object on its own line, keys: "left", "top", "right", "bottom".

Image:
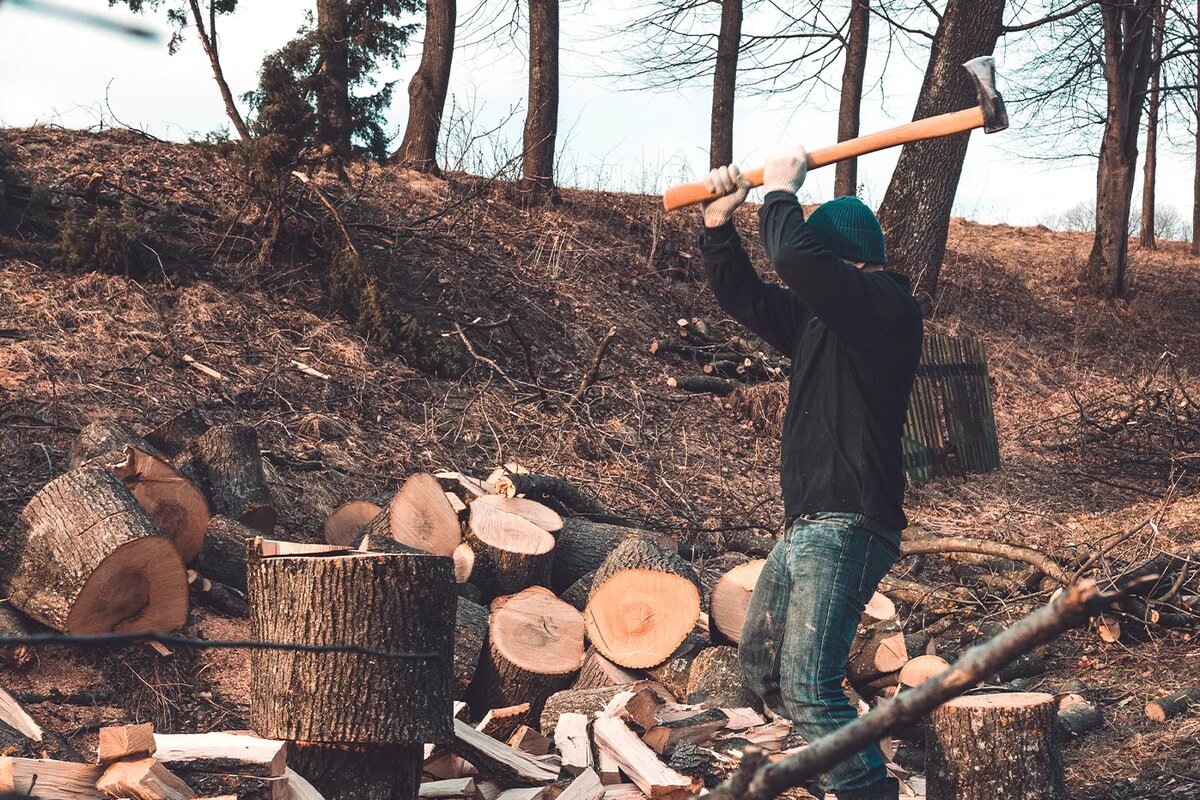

{"left": 651, "top": 317, "right": 789, "bottom": 396}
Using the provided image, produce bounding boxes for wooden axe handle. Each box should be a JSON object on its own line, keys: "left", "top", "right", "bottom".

{"left": 662, "top": 106, "right": 985, "bottom": 212}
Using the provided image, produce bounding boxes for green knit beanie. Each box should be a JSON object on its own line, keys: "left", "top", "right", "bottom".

{"left": 805, "top": 196, "right": 887, "bottom": 264}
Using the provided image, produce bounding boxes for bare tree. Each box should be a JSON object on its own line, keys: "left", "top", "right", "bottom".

{"left": 522, "top": 0, "right": 559, "bottom": 197}
{"left": 395, "top": 0, "right": 457, "bottom": 172}
{"left": 876, "top": 0, "right": 1006, "bottom": 298}
{"left": 834, "top": 0, "right": 870, "bottom": 197}
{"left": 1139, "top": 1, "right": 1168, "bottom": 249}
{"left": 710, "top": 0, "right": 743, "bottom": 169}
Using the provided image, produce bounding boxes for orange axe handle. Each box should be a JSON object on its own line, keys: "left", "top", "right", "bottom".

{"left": 662, "top": 106, "right": 985, "bottom": 212}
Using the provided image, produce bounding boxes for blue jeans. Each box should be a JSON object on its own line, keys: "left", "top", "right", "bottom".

{"left": 738, "top": 513, "right": 901, "bottom": 799}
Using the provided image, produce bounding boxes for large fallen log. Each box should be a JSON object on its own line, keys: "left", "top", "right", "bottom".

{"left": 195, "top": 515, "right": 259, "bottom": 592}
{"left": 177, "top": 425, "right": 276, "bottom": 534}
{"left": 585, "top": 538, "right": 701, "bottom": 669}
{"left": 926, "top": 692, "right": 1063, "bottom": 800}
{"left": 361, "top": 473, "right": 463, "bottom": 556}
{"left": 0, "top": 468, "right": 188, "bottom": 634}
{"left": 465, "top": 502, "right": 555, "bottom": 596}
{"left": 468, "top": 587, "right": 584, "bottom": 718}
{"left": 701, "top": 578, "right": 1135, "bottom": 800}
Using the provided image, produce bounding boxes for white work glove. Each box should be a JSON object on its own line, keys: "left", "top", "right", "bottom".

{"left": 762, "top": 146, "right": 809, "bottom": 195}
{"left": 700, "top": 164, "right": 750, "bottom": 228}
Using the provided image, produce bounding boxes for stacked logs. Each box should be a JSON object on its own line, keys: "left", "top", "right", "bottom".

{"left": 651, "top": 317, "right": 789, "bottom": 396}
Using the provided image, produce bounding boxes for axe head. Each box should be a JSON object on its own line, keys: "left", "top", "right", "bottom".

{"left": 963, "top": 56, "right": 1008, "bottom": 133}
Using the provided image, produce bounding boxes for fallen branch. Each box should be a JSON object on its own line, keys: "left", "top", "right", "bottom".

{"left": 568, "top": 326, "right": 618, "bottom": 407}
{"left": 900, "top": 536, "right": 1070, "bottom": 586}
{"left": 702, "top": 578, "right": 1140, "bottom": 800}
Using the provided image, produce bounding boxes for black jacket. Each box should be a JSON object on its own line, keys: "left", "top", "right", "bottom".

{"left": 700, "top": 191, "right": 923, "bottom": 529}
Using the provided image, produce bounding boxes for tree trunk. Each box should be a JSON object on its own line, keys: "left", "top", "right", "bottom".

{"left": 521, "top": 0, "right": 560, "bottom": 198}
{"left": 834, "top": 0, "right": 870, "bottom": 198}
{"left": 0, "top": 469, "right": 188, "bottom": 634}
{"left": 177, "top": 424, "right": 276, "bottom": 534}
{"left": 709, "top": 0, "right": 742, "bottom": 169}
{"left": 926, "top": 692, "right": 1064, "bottom": 800}
{"left": 1193, "top": 0, "right": 1200, "bottom": 256}
{"left": 394, "top": 0, "right": 456, "bottom": 172}
{"left": 453, "top": 596, "right": 489, "bottom": 699}
{"left": 316, "top": 0, "right": 353, "bottom": 162}
{"left": 1139, "top": 2, "right": 1164, "bottom": 249}
{"left": 361, "top": 473, "right": 462, "bottom": 556}
{"left": 875, "top": 0, "right": 1005, "bottom": 298}
{"left": 1085, "top": 0, "right": 1158, "bottom": 298}
{"left": 186, "top": 0, "right": 252, "bottom": 140}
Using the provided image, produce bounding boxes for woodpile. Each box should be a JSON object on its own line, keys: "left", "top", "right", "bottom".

{"left": 651, "top": 317, "right": 789, "bottom": 395}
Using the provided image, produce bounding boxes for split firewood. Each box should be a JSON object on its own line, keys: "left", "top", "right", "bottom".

{"left": 465, "top": 502, "right": 555, "bottom": 596}
{"left": 541, "top": 682, "right": 670, "bottom": 734}
{"left": 0, "top": 468, "right": 189, "bottom": 634}
{"left": 96, "top": 757, "right": 196, "bottom": 800}
{"left": 0, "top": 603, "right": 33, "bottom": 671}
{"left": 360, "top": 473, "right": 463, "bottom": 557}
{"left": 846, "top": 594, "right": 909, "bottom": 694}
{"left": 494, "top": 789, "right": 545, "bottom": 800}
{"left": 606, "top": 684, "right": 667, "bottom": 731}
{"left": 476, "top": 705, "right": 533, "bottom": 742}
{"left": 472, "top": 495, "right": 562, "bottom": 533}
{"left": 454, "top": 597, "right": 490, "bottom": 699}
{"left": 324, "top": 501, "right": 383, "bottom": 546}
{"left": 71, "top": 420, "right": 211, "bottom": 564}
{"left": 584, "top": 538, "right": 702, "bottom": 669}
{"left": 468, "top": 587, "right": 584, "bottom": 719}
{"left": 449, "top": 719, "right": 559, "bottom": 787}
{"left": 177, "top": 424, "right": 276, "bottom": 534}
{"left": 187, "top": 570, "right": 247, "bottom": 617}
{"left": 707, "top": 559, "right": 764, "bottom": 644}
{"left": 424, "top": 747, "right": 478, "bottom": 781}
{"left": 0, "top": 757, "right": 103, "bottom": 797}
{"left": 506, "top": 726, "right": 552, "bottom": 756}
{"left": 145, "top": 409, "right": 212, "bottom": 459}
{"left": 553, "top": 519, "right": 678, "bottom": 595}
{"left": 665, "top": 743, "right": 737, "bottom": 788}
{"left": 713, "top": 719, "right": 792, "bottom": 752}
{"left": 98, "top": 723, "right": 156, "bottom": 765}
{"left": 419, "top": 777, "right": 481, "bottom": 799}
{"left": 897, "top": 655, "right": 949, "bottom": 688}
{"left": 574, "top": 649, "right": 640, "bottom": 691}
{"left": 591, "top": 716, "right": 700, "bottom": 800}
{"left": 557, "top": 768, "right": 605, "bottom": 800}
{"left": 195, "top": 515, "right": 259, "bottom": 592}
{"left": 454, "top": 543, "right": 476, "bottom": 584}
{"left": 446, "top": 492, "right": 469, "bottom": 519}
{"left": 256, "top": 540, "right": 351, "bottom": 557}
{"left": 595, "top": 747, "right": 622, "bottom": 786}
{"left": 641, "top": 709, "right": 729, "bottom": 755}
{"left": 642, "top": 635, "right": 707, "bottom": 702}
{"left": 436, "top": 472, "right": 495, "bottom": 501}
{"left": 1145, "top": 684, "right": 1200, "bottom": 722}
{"left": 152, "top": 732, "right": 287, "bottom": 777}
{"left": 926, "top": 693, "right": 1063, "bottom": 800}
{"left": 553, "top": 712, "right": 594, "bottom": 776}
{"left": 1057, "top": 695, "right": 1103, "bottom": 737}
{"left": 685, "top": 647, "right": 761, "bottom": 711}
{"left": 354, "top": 531, "right": 421, "bottom": 555}
{"left": 666, "top": 375, "right": 736, "bottom": 396}
{"left": 284, "top": 767, "right": 326, "bottom": 800}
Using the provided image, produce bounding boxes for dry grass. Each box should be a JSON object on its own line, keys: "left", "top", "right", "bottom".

{"left": 3, "top": 128, "right": 1200, "bottom": 794}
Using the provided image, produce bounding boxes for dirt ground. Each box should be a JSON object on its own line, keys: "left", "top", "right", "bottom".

{"left": 2, "top": 128, "right": 1200, "bottom": 798}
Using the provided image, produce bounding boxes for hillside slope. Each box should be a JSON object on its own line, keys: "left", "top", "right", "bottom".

{"left": 2, "top": 128, "right": 1200, "bottom": 798}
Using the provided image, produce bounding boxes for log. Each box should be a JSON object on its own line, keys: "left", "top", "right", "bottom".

{"left": 574, "top": 649, "right": 640, "bottom": 691}
{"left": 248, "top": 544, "right": 455, "bottom": 745}
{"left": 665, "top": 743, "right": 736, "bottom": 788}
{"left": 1145, "top": 684, "right": 1200, "bottom": 722}
{"left": 195, "top": 515, "right": 259, "bottom": 592}
{"left": 0, "top": 757, "right": 103, "bottom": 797}
{"left": 560, "top": 572, "right": 595, "bottom": 612}
{"left": 448, "top": 719, "right": 558, "bottom": 787}
{"left": 897, "top": 655, "right": 949, "bottom": 688}
{"left": 453, "top": 543, "right": 476, "bottom": 584}
{"left": 472, "top": 495, "right": 562, "bottom": 533}
{"left": 641, "top": 709, "right": 728, "bottom": 755}
{"left": 557, "top": 769, "right": 605, "bottom": 800}
{"left": 177, "top": 425, "right": 276, "bottom": 534}
{"left": 584, "top": 539, "right": 701, "bottom": 669}
{"left": 490, "top": 474, "right": 614, "bottom": 524}
{"left": 1057, "top": 696, "right": 1103, "bottom": 737}
{"left": 0, "top": 468, "right": 188, "bottom": 634}
{"left": 454, "top": 597, "right": 490, "bottom": 699}
{"left": 465, "top": 502, "right": 555, "bottom": 596}
{"left": 98, "top": 723, "right": 156, "bottom": 764}
{"left": 551, "top": 519, "right": 675, "bottom": 594}
{"left": 846, "top": 594, "right": 908, "bottom": 693}
{"left": 476, "top": 705, "right": 533, "bottom": 742}
{"left": 707, "top": 560, "right": 764, "bottom": 645}
{"left": 553, "top": 712, "right": 593, "bottom": 776}
{"left": 505, "top": 726, "right": 551, "bottom": 757}
{"left": 926, "top": 693, "right": 1063, "bottom": 800}
{"left": 363, "top": 473, "right": 463, "bottom": 556}
{"left": 96, "top": 757, "right": 195, "bottom": 800}
{"left": 642, "top": 636, "right": 706, "bottom": 702}
{"left": 324, "top": 501, "right": 382, "bottom": 546}
{"left": 152, "top": 732, "right": 288, "bottom": 777}
{"left": 591, "top": 716, "right": 699, "bottom": 800}
{"left": 145, "top": 409, "right": 212, "bottom": 458}
{"left": 0, "top": 604, "right": 32, "bottom": 671}
{"left": 468, "top": 587, "right": 584, "bottom": 719}
{"left": 71, "top": 421, "right": 210, "bottom": 564}
{"left": 685, "top": 647, "right": 761, "bottom": 712}
{"left": 540, "top": 683, "right": 668, "bottom": 734}
{"left": 290, "top": 742, "right": 422, "bottom": 800}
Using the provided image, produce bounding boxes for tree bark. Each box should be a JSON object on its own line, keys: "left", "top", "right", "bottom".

{"left": 316, "top": 0, "right": 353, "bottom": 162}
{"left": 685, "top": 646, "right": 762, "bottom": 711}
{"left": 1139, "top": 2, "right": 1165, "bottom": 249}
{"left": 875, "top": 0, "right": 1005, "bottom": 298}
{"left": 196, "top": 514, "right": 259, "bottom": 592}
{"left": 521, "top": 0, "right": 560, "bottom": 198}
{"left": 834, "top": 0, "right": 870, "bottom": 198}
{"left": 552, "top": 518, "right": 668, "bottom": 593}
{"left": 186, "top": 0, "right": 252, "bottom": 141}
{"left": 1085, "top": 0, "right": 1158, "bottom": 297}
{"left": 290, "top": 742, "right": 423, "bottom": 800}
{"left": 395, "top": 0, "right": 456, "bottom": 172}
{"left": 145, "top": 408, "right": 211, "bottom": 459}
{"left": 709, "top": 0, "right": 742, "bottom": 170}
{"left": 453, "top": 596, "right": 489, "bottom": 699}
{"left": 1193, "top": 0, "right": 1200, "bottom": 256}
{"left": 177, "top": 425, "right": 276, "bottom": 535}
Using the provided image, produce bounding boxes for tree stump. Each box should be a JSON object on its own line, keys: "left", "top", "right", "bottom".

{"left": 0, "top": 468, "right": 188, "bottom": 634}
{"left": 707, "top": 559, "right": 764, "bottom": 644}
{"left": 248, "top": 544, "right": 455, "bottom": 800}
{"left": 926, "top": 692, "right": 1064, "bottom": 800}
{"left": 468, "top": 586, "right": 584, "bottom": 719}
{"left": 195, "top": 514, "right": 259, "bottom": 592}
{"left": 177, "top": 425, "right": 276, "bottom": 534}
{"left": 361, "top": 473, "right": 462, "bottom": 556}
{"left": 584, "top": 538, "right": 701, "bottom": 669}
{"left": 324, "top": 501, "right": 383, "bottom": 546}
{"left": 465, "top": 501, "right": 555, "bottom": 596}
{"left": 453, "top": 597, "right": 489, "bottom": 699}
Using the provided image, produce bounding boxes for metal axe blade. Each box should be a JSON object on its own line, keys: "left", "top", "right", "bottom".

{"left": 963, "top": 56, "right": 1008, "bottom": 134}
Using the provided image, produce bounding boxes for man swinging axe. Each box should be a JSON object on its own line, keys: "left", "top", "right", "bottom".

{"left": 675, "top": 57, "right": 1009, "bottom": 800}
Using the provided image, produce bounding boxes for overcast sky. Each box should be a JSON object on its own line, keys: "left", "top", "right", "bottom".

{"left": 1, "top": 0, "right": 1195, "bottom": 228}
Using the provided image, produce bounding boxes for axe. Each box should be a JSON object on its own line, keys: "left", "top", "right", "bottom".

{"left": 662, "top": 56, "right": 1008, "bottom": 212}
